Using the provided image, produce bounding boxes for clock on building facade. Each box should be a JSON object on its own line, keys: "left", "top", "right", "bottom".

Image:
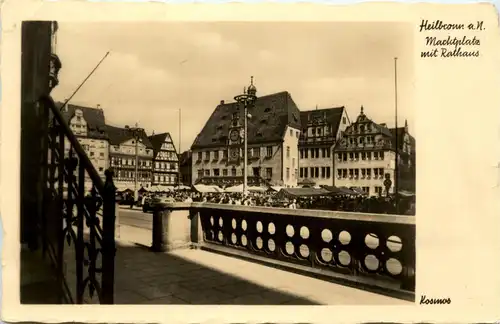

{"left": 227, "top": 111, "right": 243, "bottom": 165}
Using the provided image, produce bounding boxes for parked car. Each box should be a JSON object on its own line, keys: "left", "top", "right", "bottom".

{"left": 142, "top": 195, "right": 176, "bottom": 213}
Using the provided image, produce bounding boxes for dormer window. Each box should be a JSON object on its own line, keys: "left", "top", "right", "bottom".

{"left": 76, "top": 116, "right": 81, "bottom": 122}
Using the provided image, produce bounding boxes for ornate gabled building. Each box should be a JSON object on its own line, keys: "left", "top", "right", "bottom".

{"left": 148, "top": 132, "right": 179, "bottom": 186}
{"left": 105, "top": 125, "right": 154, "bottom": 190}
{"left": 191, "top": 87, "right": 302, "bottom": 188}
{"left": 333, "top": 106, "right": 415, "bottom": 196}
{"left": 58, "top": 102, "right": 110, "bottom": 180}
{"left": 298, "top": 107, "right": 350, "bottom": 187}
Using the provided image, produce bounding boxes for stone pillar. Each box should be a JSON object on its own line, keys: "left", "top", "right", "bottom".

{"left": 189, "top": 209, "right": 204, "bottom": 246}
{"left": 151, "top": 202, "right": 192, "bottom": 252}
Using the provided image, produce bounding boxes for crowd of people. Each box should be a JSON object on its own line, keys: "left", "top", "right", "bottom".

{"left": 129, "top": 190, "right": 415, "bottom": 216}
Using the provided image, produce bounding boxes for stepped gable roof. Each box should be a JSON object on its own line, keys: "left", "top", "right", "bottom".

{"left": 299, "top": 106, "right": 345, "bottom": 132}
{"left": 105, "top": 124, "right": 153, "bottom": 148}
{"left": 191, "top": 91, "right": 302, "bottom": 149}
{"left": 56, "top": 102, "right": 108, "bottom": 140}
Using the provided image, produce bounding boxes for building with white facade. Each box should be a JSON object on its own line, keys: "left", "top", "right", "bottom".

{"left": 333, "top": 106, "right": 415, "bottom": 196}
{"left": 149, "top": 132, "right": 179, "bottom": 186}
{"left": 191, "top": 89, "right": 302, "bottom": 188}
{"left": 298, "top": 107, "right": 350, "bottom": 187}
{"left": 59, "top": 102, "right": 109, "bottom": 181}
{"left": 106, "top": 125, "right": 154, "bottom": 190}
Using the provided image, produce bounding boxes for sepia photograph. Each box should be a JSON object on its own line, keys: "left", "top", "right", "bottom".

{"left": 20, "top": 21, "right": 416, "bottom": 306}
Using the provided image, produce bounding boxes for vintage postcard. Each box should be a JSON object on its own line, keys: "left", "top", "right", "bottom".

{"left": 1, "top": 0, "right": 500, "bottom": 323}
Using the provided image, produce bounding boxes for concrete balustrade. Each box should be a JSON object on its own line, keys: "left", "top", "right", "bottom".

{"left": 152, "top": 202, "right": 416, "bottom": 301}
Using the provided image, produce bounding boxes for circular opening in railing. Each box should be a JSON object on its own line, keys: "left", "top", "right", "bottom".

{"left": 218, "top": 217, "right": 224, "bottom": 227}
{"left": 338, "top": 231, "right": 351, "bottom": 245}
{"left": 268, "top": 222, "right": 276, "bottom": 235}
{"left": 217, "top": 231, "right": 224, "bottom": 242}
{"left": 299, "top": 244, "right": 309, "bottom": 258}
{"left": 72, "top": 205, "right": 78, "bottom": 217}
{"left": 386, "top": 258, "right": 403, "bottom": 275}
{"left": 365, "top": 233, "right": 379, "bottom": 249}
{"left": 300, "top": 226, "right": 310, "bottom": 239}
{"left": 338, "top": 250, "right": 351, "bottom": 266}
{"left": 256, "top": 237, "right": 263, "bottom": 249}
{"left": 268, "top": 239, "right": 276, "bottom": 252}
{"left": 387, "top": 236, "right": 403, "bottom": 252}
{"left": 242, "top": 220, "right": 248, "bottom": 231}
{"left": 231, "top": 218, "right": 237, "bottom": 230}
{"left": 286, "top": 225, "right": 295, "bottom": 237}
{"left": 210, "top": 216, "right": 214, "bottom": 226}
{"left": 321, "top": 248, "right": 332, "bottom": 262}
{"left": 241, "top": 234, "right": 248, "bottom": 246}
{"left": 321, "top": 229, "right": 333, "bottom": 243}
{"left": 285, "top": 241, "right": 295, "bottom": 255}
{"left": 231, "top": 233, "right": 237, "bottom": 244}
{"left": 256, "top": 221, "right": 263, "bottom": 233}
{"left": 364, "top": 254, "right": 379, "bottom": 271}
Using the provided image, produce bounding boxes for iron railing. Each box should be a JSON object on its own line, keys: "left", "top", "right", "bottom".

{"left": 40, "top": 95, "right": 116, "bottom": 304}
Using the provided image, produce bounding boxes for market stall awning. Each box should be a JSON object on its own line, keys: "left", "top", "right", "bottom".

{"left": 174, "top": 185, "right": 191, "bottom": 191}
{"left": 274, "top": 187, "right": 331, "bottom": 199}
{"left": 322, "top": 186, "right": 362, "bottom": 196}
{"left": 399, "top": 190, "right": 415, "bottom": 197}
{"left": 193, "top": 184, "right": 223, "bottom": 193}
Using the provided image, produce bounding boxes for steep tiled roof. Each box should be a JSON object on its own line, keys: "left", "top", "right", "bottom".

{"left": 148, "top": 132, "right": 176, "bottom": 159}
{"left": 105, "top": 124, "right": 153, "bottom": 148}
{"left": 56, "top": 102, "right": 108, "bottom": 139}
{"left": 299, "top": 106, "right": 345, "bottom": 135}
{"left": 191, "top": 91, "right": 302, "bottom": 149}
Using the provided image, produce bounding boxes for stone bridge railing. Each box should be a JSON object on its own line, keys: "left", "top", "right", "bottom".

{"left": 152, "top": 202, "right": 415, "bottom": 301}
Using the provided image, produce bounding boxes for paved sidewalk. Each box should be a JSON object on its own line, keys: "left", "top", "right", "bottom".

{"left": 60, "top": 223, "right": 410, "bottom": 305}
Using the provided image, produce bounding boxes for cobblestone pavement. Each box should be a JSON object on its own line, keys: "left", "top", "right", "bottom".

{"left": 57, "top": 224, "right": 409, "bottom": 305}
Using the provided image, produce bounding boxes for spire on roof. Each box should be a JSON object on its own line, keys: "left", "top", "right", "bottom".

{"left": 247, "top": 76, "right": 257, "bottom": 96}
{"left": 360, "top": 105, "right": 364, "bottom": 115}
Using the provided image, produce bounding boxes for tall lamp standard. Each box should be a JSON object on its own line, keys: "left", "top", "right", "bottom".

{"left": 129, "top": 123, "right": 144, "bottom": 202}
{"left": 234, "top": 76, "right": 257, "bottom": 196}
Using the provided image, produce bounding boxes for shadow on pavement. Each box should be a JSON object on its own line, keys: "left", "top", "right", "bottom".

{"left": 114, "top": 243, "right": 319, "bottom": 305}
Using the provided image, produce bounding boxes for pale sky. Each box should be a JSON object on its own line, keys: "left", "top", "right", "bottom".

{"left": 51, "top": 22, "right": 415, "bottom": 152}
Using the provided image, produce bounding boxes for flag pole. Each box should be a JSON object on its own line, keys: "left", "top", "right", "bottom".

{"left": 394, "top": 57, "right": 399, "bottom": 213}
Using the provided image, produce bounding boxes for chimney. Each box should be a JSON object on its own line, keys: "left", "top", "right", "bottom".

{"left": 97, "top": 104, "right": 101, "bottom": 109}
{"left": 380, "top": 123, "right": 387, "bottom": 128}
{"left": 125, "top": 125, "right": 130, "bottom": 129}
{"left": 220, "top": 100, "right": 225, "bottom": 105}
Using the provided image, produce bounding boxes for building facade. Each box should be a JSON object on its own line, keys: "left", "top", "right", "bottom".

{"left": 59, "top": 103, "right": 110, "bottom": 180}
{"left": 179, "top": 150, "right": 193, "bottom": 186}
{"left": 106, "top": 125, "right": 154, "bottom": 190}
{"left": 333, "top": 106, "right": 415, "bottom": 196}
{"left": 298, "top": 107, "right": 350, "bottom": 187}
{"left": 149, "top": 132, "right": 179, "bottom": 186}
{"left": 191, "top": 89, "right": 302, "bottom": 188}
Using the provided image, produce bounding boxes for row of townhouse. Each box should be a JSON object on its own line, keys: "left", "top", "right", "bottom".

{"left": 59, "top": 102, "right": 179, "bottom": 190}
{"left": 190, "top": 84, "right": 415, "bottom": 196}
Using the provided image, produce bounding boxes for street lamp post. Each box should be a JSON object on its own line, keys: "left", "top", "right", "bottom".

{"left": 234, "top": 76, "right": 257, "bottom": 196}
{"left": 130, "top": 123, "right": 144, "bottom": 202}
